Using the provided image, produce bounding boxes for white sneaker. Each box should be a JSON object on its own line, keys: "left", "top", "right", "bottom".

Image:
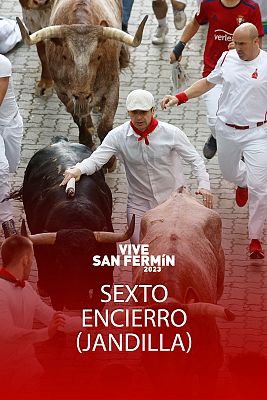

{"left": 173, "top": 10, "right": 187, "bottom": 30}
{"left": 152, "top": 25, "right": 169, "bottom": 45}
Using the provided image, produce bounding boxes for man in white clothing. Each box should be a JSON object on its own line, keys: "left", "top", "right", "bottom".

{"left": 161, "top": 23, "right": 267, "bottom": 259}
{"left": 60, "top": 89, "right": 212, "bottom": 244}
{"left": 0, "top": 54, "right": 23, "bottom": 238}
{"left": 0, "top": 235, "right": 83, "bottom": 397}
{"left": 169, "top": 0, "right": 264, "bottom": 160}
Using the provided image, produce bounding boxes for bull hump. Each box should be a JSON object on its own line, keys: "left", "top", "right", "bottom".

{"left": 150, "top": 193, "right": 217, "bottom": 222}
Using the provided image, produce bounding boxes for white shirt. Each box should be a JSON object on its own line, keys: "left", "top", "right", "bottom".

{"left": 207, "top": 49, "right": 267, "bottom": 126}
{"left": 0, "top": 54, "right": 19, "bottom": 126}
{"left": 0, "top": 278, "right": 82, "bottom": 379}
{"left": 76, "top": 121, "right": 210, "bottom": 206}
{"left": 0, "top": 18, "right": 21, "bottom": 54}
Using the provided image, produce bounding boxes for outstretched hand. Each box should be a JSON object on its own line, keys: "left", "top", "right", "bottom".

{"left": 160, "top": 95, "right": 178, "bottom": 110}
{"left": 196, "top": 188, "right": 213, "bottom": 209}
{"left": 60, "top": 167, "right": 82, "bottom": 186}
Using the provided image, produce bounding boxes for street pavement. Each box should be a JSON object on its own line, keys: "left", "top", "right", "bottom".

{"left": 1, "top": 0, "right": 267, "bottom": 398}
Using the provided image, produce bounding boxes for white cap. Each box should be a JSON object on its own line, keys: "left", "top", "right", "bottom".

{"left": 126, "top": 89, "right": 155, "bottom": 111}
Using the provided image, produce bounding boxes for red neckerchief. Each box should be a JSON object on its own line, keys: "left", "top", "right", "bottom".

{"left": 0, "top": 267, "right": 25, "bottom": 288}
{"left": 130, "top": 116, "right": 158, "bottom": 145}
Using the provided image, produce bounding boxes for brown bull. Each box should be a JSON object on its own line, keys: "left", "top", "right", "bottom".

{"left": 19, "top": 0, "right": 55, "bottom": 95}
{"left": 17, "top": 0, "right": 147, "bottom": 159}
{"left": 134, "top": 187, "right": 225, "bottom": 304}
{"left": 132, "top": 187, "right": 227, "bottom": 399}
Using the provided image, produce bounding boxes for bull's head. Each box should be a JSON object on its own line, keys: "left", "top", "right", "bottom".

{"left": 16, "top": 16, "right": 148, "bottom": 118}
{"left": 19, "top": 0, "right": 53, "bottom": 10}
{"left": 21, "top": 215, "right": 135, "bottom": 245}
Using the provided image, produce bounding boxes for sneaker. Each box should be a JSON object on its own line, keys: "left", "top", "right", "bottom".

{"left": 249, "top": 239, "right": 264, "bottom": 259}
{"left": 152, "top": 25, "right": 169, "bottom": 45}
{"left": 173, "top": 9, "right": 187, "bottom": 30}
{"left": 203, "top": 135, "right": 217, "bottom": 159}
{"left": 2, "top": 219, "right": 17, "bottom": 238}
{"left": 235, "top": 186, "right": 248, "bottom": 207}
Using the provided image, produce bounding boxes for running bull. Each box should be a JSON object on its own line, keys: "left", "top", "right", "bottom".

{"left": 133, "top": 188, "right": 229, "bottom": 399}
{"left": 17, "top": 1, "right": 148, "bottom": 155}
{"left": 18, "top": 138, "right": 134, "bottom": 310}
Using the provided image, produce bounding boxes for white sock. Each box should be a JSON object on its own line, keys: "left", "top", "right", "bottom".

{"left": 157, "top": 17, "right": 167, "bottom": 27}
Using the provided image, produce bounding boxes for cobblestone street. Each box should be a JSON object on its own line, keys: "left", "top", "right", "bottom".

{"left": 1, "top": 0, "right": 267, "bottom": 398}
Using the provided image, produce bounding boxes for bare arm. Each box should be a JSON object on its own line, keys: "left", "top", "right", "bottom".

{"left": 180, "top": 18, "right": 200, "bottom": 45}
{"left": 0, "top": 77, "right": 9, "bottom": 106}
{"left": 185, "top": 78, "right": 215, "bottom": 99}
{"left": 161, "top": 78, "right": 215, "bottom": 109}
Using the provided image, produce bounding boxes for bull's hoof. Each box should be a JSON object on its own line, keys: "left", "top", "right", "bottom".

{"left": 35, "top": 80, "right": 54, "bottom": 97}
{"left": 105, "top": 155, "right": 117, "bottom": 173}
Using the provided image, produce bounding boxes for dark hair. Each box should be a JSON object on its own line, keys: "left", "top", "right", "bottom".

{"left": 1, "top": 235, "right": 32, "bottom": 267}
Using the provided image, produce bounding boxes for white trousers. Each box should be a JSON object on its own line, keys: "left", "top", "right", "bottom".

{"left": 0, "top": 113, "right": 23, "bottom": 224}
{"left": 216, "top": 118, "right": 267, "bottom": 240}
{"left": 202, "top": 84, "right": 222, "bottom": 138}
{"left": 127, "top": 197, "right": 158, "bottom": 244}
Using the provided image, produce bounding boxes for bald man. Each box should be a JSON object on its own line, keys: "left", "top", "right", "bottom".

{"left": 161, "top": 23, "right": 267, "bottom": 259}
{"left": 169, "top": 0, "right": 263, "bottom": 160}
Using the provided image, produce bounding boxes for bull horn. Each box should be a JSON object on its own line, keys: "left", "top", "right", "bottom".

{"left": 21, "top": 219, "right": 28, "bottom": 237}
{"left": 102, "top": 15, "right": 148, "bottom": 47}
{"left": 187, "top": 303, "right": 235, "bottom": 321}
{"left": 28, "top": 233, "right": 57, "bottom": 245}
{"left": 16, "top": 17, "right": 66, "bottom": 45}
{"left": 19, "top": 218, "right": 57, "bottom": 245}
{"left": 94, "top": 215, "right": 135, "bottom": 243}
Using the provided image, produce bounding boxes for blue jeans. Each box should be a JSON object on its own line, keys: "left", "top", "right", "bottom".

{"left": 122, "top": 0, "right": 134, "bottom": 27}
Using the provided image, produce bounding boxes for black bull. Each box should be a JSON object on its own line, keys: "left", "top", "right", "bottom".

{"left": 21, "top": 139, "right": 117, "bottom": 310}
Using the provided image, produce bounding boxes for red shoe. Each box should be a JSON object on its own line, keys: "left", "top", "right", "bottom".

{"left": 235, "top": 186, "right": 248, "bottom": 207}
{"left": 249, "top": 239, "right": 264, "bottom": 259}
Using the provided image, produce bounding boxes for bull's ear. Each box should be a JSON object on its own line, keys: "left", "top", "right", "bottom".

{"left": 100, "top": 20, "right": 109, "bottom": 27}
{"left": 50, "top": 38, "right": 63, "bottom": 46}
{"left": 99, "top": 20, "right": 109, "bottom": 42}
{"left": 21, "top": 219, "right": 28, "bottom": 237}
